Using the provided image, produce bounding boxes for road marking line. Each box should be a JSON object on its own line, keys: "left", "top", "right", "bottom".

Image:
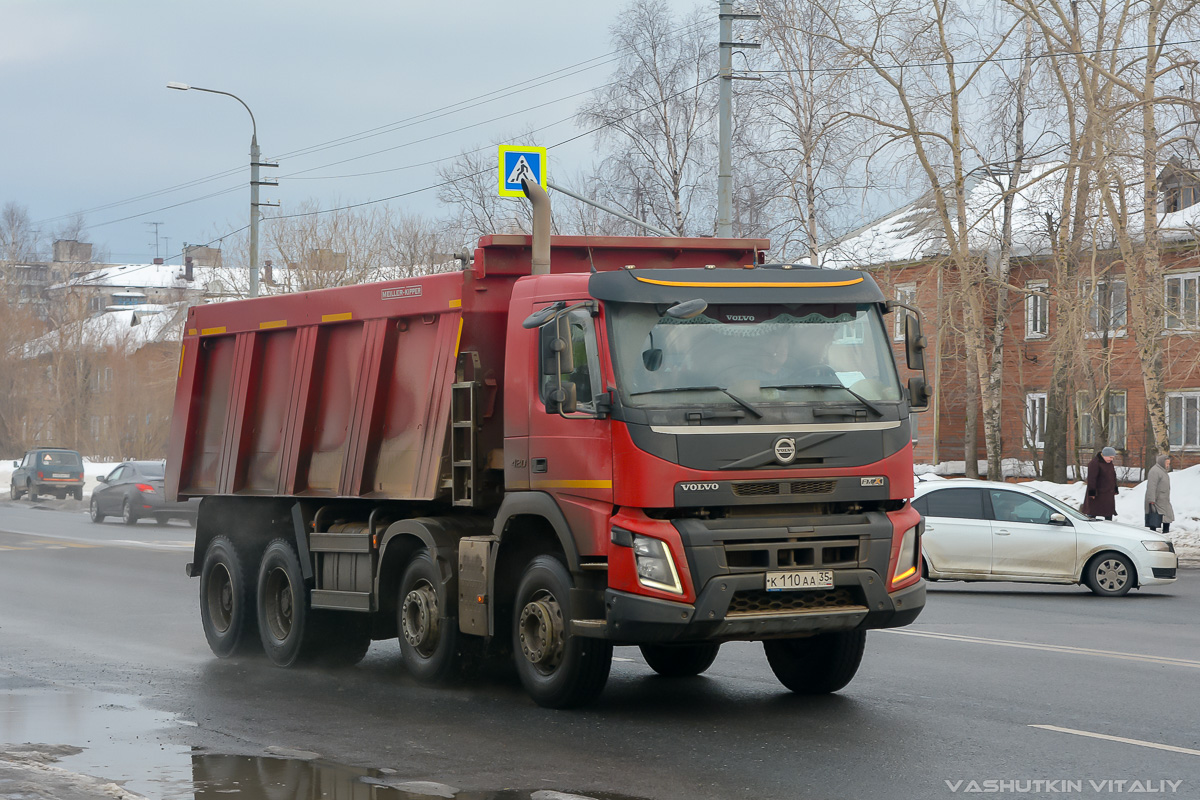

{"left": 882, "top": 629, "right": 1200, "bottom": 669}
{"left": 1030, "top": 725, "right": 1200, "bottom": 757}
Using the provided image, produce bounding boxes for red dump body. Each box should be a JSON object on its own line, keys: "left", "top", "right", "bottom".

{"left": 166, "top": 235, "right": 765, "bottom": 503}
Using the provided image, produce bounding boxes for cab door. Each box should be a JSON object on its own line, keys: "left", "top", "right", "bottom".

{"left": 526, "top": 305, "right": 614, "bottom": 556}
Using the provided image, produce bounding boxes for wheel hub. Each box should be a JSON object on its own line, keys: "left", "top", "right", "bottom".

{"left": 519, "top": 595, "right": 564, "bottom": 669}
{"left": 206, "top": 564, "right": 233, "bottom": 633}
{"left": 264, "top": 567, "right": 294, "bottom": 641}
{"left": 1096, "top": 559, "right": 1128, "bottom": 591}
{"left": 402, "top": 583, "right": 439, "bottom": 651}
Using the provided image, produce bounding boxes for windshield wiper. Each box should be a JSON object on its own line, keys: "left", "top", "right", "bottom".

{"left": 762, "top": 383, "right": 885, "bottom": 417}
{"left": 629, "top": 385, "right": 764, "bottom": 418}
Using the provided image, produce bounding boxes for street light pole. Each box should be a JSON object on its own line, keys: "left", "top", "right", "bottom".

{"left": 167, "top": 81, "right": 275, "bottom": 297}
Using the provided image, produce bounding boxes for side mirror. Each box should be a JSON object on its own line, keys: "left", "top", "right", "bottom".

{"left": 97, "top": 476, "right": 108, "bottom": 484}
{"left": 11, "top": 461, "right": 17, "bottom": 468}
{"left": 1049, "top": 513, "right": 1068, "bottom": 525}
{"left": 908, "top": 376, "right": 931, "bottom": 412}
{"left": 539, "top": 315, "right": 575, "bottom": 375}
{"left": 904, "top": 313, "right": 927, "bottom": 371}
{"left": 665, "top": 298, "right": 707, "bottom": 319}
{"left": 522, "top": 302, "right": 563, "bottom": 329}
{"left": 642, "top": 348, "right": 663, "bottom": 371}
{"left": 547, "top": 381, "right": 578, "bottom": 415}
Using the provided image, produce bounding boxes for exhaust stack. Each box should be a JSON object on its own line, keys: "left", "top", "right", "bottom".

{"left": 521, "top": 178, "right": 551, "bottom": 275}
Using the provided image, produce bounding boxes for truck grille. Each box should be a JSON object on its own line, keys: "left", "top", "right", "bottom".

{"left": 731, "top": 480, "right": 837, "bottom": 497}
{"left": 727, "top": 588, "right": 863, "bottom": 616}
{"left": 724, "top": 538, "right": 863, "bottom": 570}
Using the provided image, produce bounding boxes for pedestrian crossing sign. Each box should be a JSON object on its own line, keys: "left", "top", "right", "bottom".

{"left": 498, "top": 145, "right": 547, "bottom": 198}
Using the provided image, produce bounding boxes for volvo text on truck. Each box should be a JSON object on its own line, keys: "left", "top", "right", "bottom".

{"left": 167, "top": 185, "right": 931, "bottom": 707}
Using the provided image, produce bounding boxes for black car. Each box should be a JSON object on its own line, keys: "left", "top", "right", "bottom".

{"left": 90, "top": 461, "right": 198, "bottom": 525}
{"left": 10, "top": 448, "right": 85, "bottom": 501}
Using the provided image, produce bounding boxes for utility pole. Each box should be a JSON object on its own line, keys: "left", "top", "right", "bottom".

{"left": 717, "top": 2, "right": 761, "bottom": 238}
{"left": 146, "top": 221, "right": 164, "bottom": 260}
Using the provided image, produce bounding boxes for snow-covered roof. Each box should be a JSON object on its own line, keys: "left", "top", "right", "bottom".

{"left": 23, "top": 303, "right": 187, "bottom": 359}
{"left": 819, "top": 161, "right": 1200, "bottom": 269}
{"left": 51, "top": 262, "right": 219, "bottom": 291}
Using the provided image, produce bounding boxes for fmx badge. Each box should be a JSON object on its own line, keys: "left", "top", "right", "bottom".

{"left": 498, "top": 145, "right": 547, "bottom": 198}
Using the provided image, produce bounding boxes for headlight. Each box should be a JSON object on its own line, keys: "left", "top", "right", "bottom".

{"left": 1142, "top": 540, "right": 1175, "bottom": 553}
{"left": 893, "top": 526, "right": 919, "bottom": 585}
{"left": 632, "top": 534, "right": 683, "bottom": 594}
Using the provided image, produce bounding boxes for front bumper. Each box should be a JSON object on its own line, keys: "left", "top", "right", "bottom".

{"left": 1137, "top": 551, "right": 1179, "bottom": 586}
{"left": 596, "top": 570, "right": 925, "bottom": 644}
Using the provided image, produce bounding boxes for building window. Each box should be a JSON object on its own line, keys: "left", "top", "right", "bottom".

{"left": 1165, "top": 272, "right": 1200, "bottom": 330}
{"left": 1025, "top": 281, "right": 1049, "bottom": 339}
{"left": 1165, "top": 185, "right": 1198, "bottom": 213}
{"left": 893, "top": 284, "right": 917, "bottom": 341}
{"left": 1025, "top": 393, "right": 1047, "bottom": 449}
{"left": 1167, "top": 392, "right": 1200, "bottom": 449}
{"left": 1076, "top": 391, "right": 1126, "bottom": 450}
{"left": 1085, "top": 278, "right": 1127, "bottom": 337}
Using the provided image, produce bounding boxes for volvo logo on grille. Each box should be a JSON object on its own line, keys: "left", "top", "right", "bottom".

{"left": 774, "top": 437, "right": 797, "bottom": 464}
{"left": 680, "top": 482, "right": 720, "bottom": 492}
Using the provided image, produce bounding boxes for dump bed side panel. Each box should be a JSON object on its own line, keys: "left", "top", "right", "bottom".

{"left": 168, "top": 272, "right": 466, "bottom": 501}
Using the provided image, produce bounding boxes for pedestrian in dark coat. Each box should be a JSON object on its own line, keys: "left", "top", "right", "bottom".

{"left": 1144, "top": 454, "right": 1174, "bottom": 534}
{"left": 1084, "top": 446, "right": 1119, "bottom": 519}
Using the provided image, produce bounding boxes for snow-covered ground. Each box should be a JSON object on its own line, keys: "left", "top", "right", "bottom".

{"left": 917, "top": 463, "right": 1200, "bottom": 565}
{"left": 1, "top": 457, "right": 120, "bottom": 500}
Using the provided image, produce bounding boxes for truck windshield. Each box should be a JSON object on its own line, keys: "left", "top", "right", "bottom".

{"left": 607, "top": 302, "right": 902, "bottom": 409}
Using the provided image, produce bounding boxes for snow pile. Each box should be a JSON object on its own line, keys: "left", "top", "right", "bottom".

{"left": 1, "top": 457, "right": 121, "bottom": 500}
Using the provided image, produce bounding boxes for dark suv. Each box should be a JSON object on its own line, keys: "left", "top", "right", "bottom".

{"left": 10, "top": 448, "right": 85, "bottom": 501}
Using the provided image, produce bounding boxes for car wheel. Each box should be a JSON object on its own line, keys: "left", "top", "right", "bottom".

{"left": 122, "top": 498, "right": 138, "bottom": 525}
{"left": 1085, "top": 552, "right": 1135, "bottom": 597}
{"left": 9, "top": 482, "right": 19, "bottom": 501}
{"left": 154, "top": 514, "right": 170, "bottom": 526}
{"left": 512, "top": 555, "right": 612, "bottom": 708}
{"left": 639, "top": 643, "right": 721, "bottom": 677}
{"left": 27, "top": 482, "right": 37, "bottom": 502}
{"left": 90, "top": 496, "right": 105, "bottom": 524}
{"left": 74, "top": 487, "right": 83, "bottom": 501}
{"left": 763, "top": 630, "right": 867, "bottom": 694}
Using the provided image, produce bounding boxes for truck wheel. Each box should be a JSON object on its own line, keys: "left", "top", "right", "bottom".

{"left": 257, "top": 539, "right": 323, "bottom": 667}
{"left": 512, "top": 555, "right": 612, "bottom": 708}
{"left": 398, "top": 551, "right": 464, "bottom": 683}
{"left": 639, "top": 643, "right": 721, "bottom": 677}
{"left": 200, "top": 536, "right": 258, "bottom": 657}
{"left": 763, "top": 630, "right": 866, "bottom": 694}
{"left": 319, "top": 615, "right": 372, "bottom": 668}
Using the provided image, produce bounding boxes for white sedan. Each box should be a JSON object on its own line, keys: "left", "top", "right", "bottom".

{"left": 913, "top": 479, "right": 1178, "bottom": 596}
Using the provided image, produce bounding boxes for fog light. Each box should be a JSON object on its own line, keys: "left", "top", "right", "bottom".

{"left": 632, "top": 534, "right": 683, "bottom": 594}
{"left": 892, "top": 526, "right": 919, "bottom": 586}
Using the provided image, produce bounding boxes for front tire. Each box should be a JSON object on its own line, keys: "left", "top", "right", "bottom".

{"left": 512, "top": 555, "right": 611, "bottom": 708}
{"left": 640, "top": 643, "right": 721, "bottom": 677}
{"left": 199, "top": 536, "right": 258, "bottom": 657}
{"left": 1085, "top": 552, "right": 1135, "bottom": 597}
{"left": 89, "top": 496, "right": 104, "bottom": 523}
{"left": 398, "top": 550, "right": 467, "bottom": 683}
{"left": 257, "top": 539, "right": 323, "bottom": 667}
{"left": 122, "top": 498, "right": 138, "bottom": 525}
{"left": 10, "top": 482, "right": 21, "bottom": 500}
{"left": 764, "top": 630, "right": 866, "bottom": 694}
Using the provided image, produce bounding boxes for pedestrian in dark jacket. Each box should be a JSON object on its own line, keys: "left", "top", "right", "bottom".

{"left": 1083, "top": 446, "right": 1119, "bottom": 519}
{"left": 1144, "top": 453, "right": 1174, "bottom": 534}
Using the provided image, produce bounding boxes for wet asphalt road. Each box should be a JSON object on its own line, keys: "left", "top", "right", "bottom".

{"left": 1, "top": 500, "right": 1198, "bottom": 800}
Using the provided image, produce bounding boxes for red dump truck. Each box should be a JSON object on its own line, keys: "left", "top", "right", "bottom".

{"left": 168, "top": 190, "right": 930, "bottom": 707}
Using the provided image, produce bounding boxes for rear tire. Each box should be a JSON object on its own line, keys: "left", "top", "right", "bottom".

{"left": 512, "top": 555, "right": 612, "bottom": 708}
{"left": 764, "top": 630, "right": 866, "bottom": 694}
{"left": 122, "top": 498, "right": 138, "bottom": 525}
{"left": 27, "top": 483, "right": 37, "bottom": 502}
{"left": 257, "top": 539, "right": 324, "bottom": 667}
{"left": 640, "top": 643, "right": 721, "bottom": 677}
{"left": 319, "top": 615, "right": 373, "bottom": 668}
{"left": 199, "top": 536, "right": 258, "bottom": 657}
{"left": 154, "top": 514, "right": 170, "bottom": 526}
{"left": 89, "top": 496, "right": 104, "bottom": 523}
{"left": 398, "top": 550, "right": 467, "bottom": 684}
{"left": 73, "top": 487, "right": 83, "bottom": 501}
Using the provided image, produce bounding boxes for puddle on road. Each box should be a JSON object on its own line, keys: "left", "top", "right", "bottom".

{"left": 0, "top": 684, "right": 645, "bottom": 800}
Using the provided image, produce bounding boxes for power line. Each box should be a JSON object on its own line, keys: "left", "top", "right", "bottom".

{"left": 35, "top": 18, "right": 713, "bottom": 228}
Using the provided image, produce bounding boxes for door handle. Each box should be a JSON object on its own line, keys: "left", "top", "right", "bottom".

{"left": 532, "top": 458, "right": 548, "bottom": 474}
{"left": 994, "top": 529, "right": 1011, "bottom": 536}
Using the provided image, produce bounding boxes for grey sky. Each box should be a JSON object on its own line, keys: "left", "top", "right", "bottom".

{"left": 1, "top": 0, "right": 705, "bottom": 263}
